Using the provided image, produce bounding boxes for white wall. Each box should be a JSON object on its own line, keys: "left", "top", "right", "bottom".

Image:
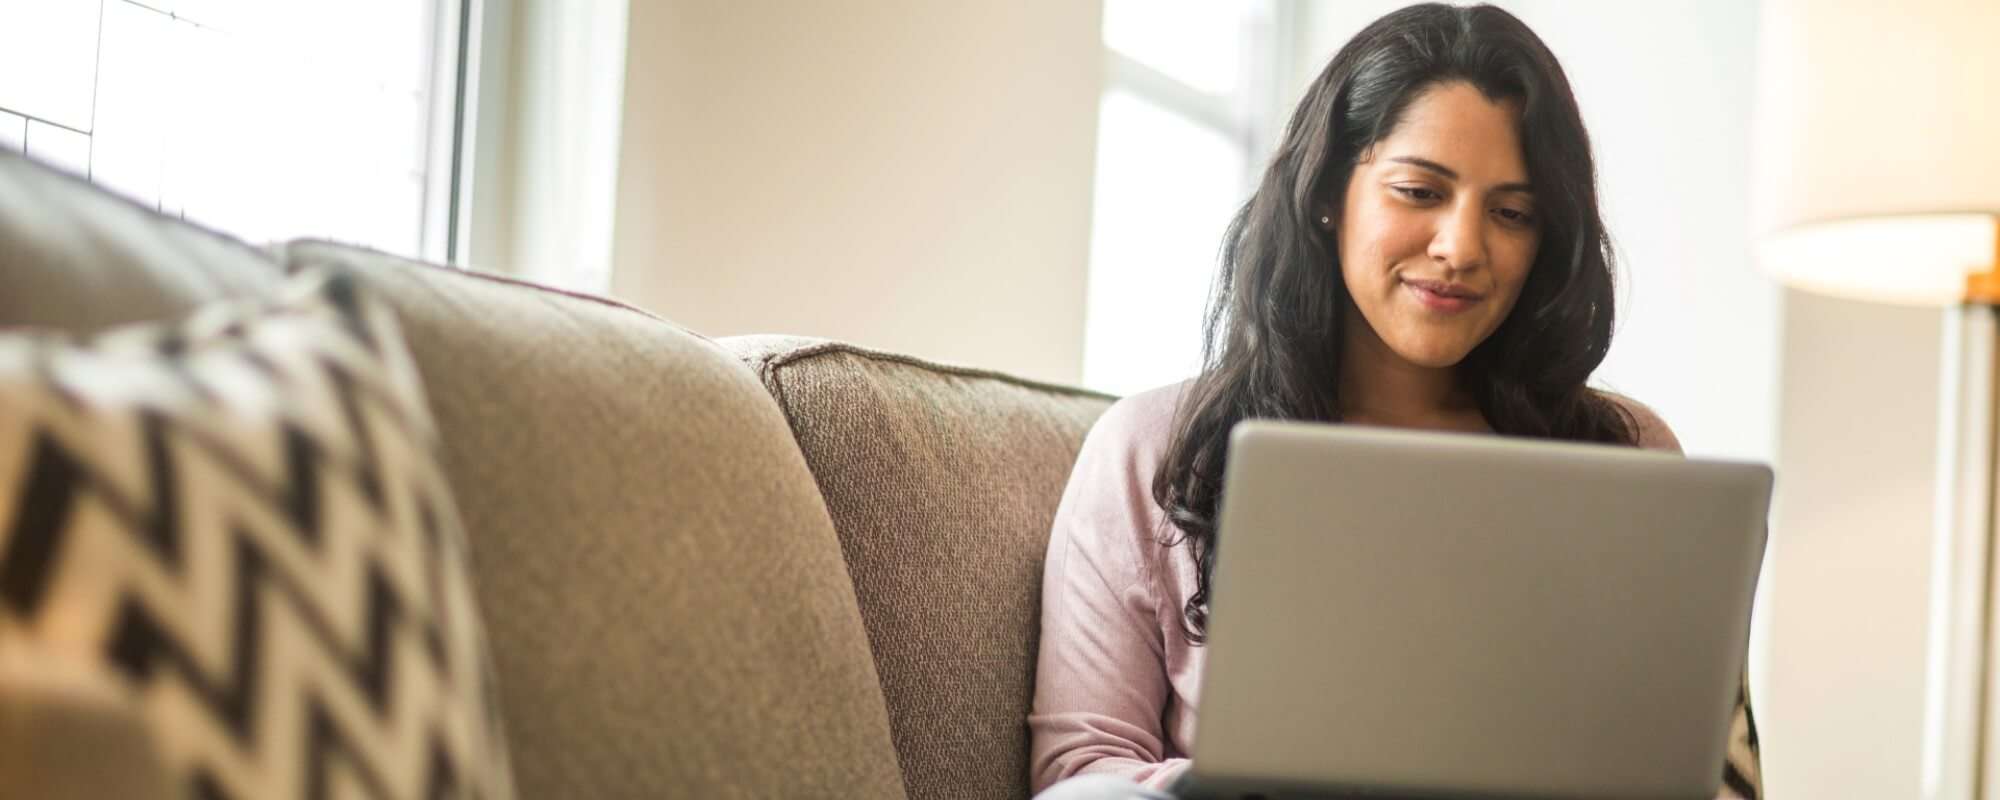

{"left": 608, "top": 0, "right": 1102, "bottom": 385}
{"left": 1767, "top": 289, "right": 1941, "bottom": 796}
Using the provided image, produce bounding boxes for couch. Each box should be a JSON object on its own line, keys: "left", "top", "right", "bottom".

{"left": 0, "top": 150, "right": 1114, "bottom": 798}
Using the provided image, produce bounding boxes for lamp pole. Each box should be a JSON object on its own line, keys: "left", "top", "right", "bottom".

{"left": 1929, "top": 297, "right": 2000, "bottom": 800}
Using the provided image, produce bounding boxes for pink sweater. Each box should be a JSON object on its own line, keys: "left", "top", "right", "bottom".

{"left": 1028, "top": 382, "right": 1208, "bottom": 791}
{"left": 1026, "top": 381, "right": 1761, "bottom": 797}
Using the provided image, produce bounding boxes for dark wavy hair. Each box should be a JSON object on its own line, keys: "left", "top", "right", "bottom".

{"left": 1153, "top": 3, "right": 1638, "bottom": 644}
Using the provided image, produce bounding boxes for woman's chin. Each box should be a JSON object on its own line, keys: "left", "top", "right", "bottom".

{"left": 1389, "top": 340, "right": 1474, "bottom": 369}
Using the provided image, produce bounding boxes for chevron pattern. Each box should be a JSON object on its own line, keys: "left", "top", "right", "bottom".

{"left": 0, "top": 271, "right": 513, "bottom": 800}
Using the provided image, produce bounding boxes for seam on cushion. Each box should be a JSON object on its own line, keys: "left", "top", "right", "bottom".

{"left": 742, "top": 347, "right": 791, "bottom": 408}
{"left": 281, "top": 238, "right": 720, "bottom": 343}
{"left": 759, "top": 340, "right": 1118, "bottom": 403}
{"left": 761, "top": 354, "right": 805, "bottom": 443}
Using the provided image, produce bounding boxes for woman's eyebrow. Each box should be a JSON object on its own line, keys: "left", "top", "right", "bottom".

{"left": 1387, "top": 155, "right": 1534, "bottom": 194}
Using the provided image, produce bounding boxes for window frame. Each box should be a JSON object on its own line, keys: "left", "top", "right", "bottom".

{"left": 1098, "top": 1, "right": 1292, "bottom": 201}
{"left": 1081, "top": 1, "right": 1296, "bottom": 394}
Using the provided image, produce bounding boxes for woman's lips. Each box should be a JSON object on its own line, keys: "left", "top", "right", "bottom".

{"left": 1403, "top": 279, "right": 1482, "bottom": 313}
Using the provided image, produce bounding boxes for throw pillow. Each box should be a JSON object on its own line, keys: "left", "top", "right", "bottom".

{"left": 0, "top": 269, "right": 514, "bottom": 799}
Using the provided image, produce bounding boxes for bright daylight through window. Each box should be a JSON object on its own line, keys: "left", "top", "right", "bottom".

{"left": 0, "top": 0, "right": 457, "bottom": 261}
{"left": 1084, "top": 0, "right": 1281, "bottom": 396}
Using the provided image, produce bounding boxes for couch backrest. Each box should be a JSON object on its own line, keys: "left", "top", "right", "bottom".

{"left": 725, "top": 335, "right": 1114, "bottom": 800}
{"left": 0, "top": 152, "right": 908, "bottom": 800}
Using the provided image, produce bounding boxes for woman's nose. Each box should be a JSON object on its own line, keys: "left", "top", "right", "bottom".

{"left": 1427, "top": 201, "right": 1488, "bottom": 271}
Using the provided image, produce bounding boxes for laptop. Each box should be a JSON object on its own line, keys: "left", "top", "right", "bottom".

{"left": 1172, "top": 420, "right": 1772, "bottom": 800}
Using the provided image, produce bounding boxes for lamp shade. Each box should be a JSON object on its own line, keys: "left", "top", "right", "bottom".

{"left": 1752, "top": 0, "right": 2000, "bottom": 306}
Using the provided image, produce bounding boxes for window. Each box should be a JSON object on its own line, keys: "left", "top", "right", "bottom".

{"left": 0, "top": 0, "right": 465, "bottom": 262}
{"left": 1083, "top": 0, "right": 1289, "bottom": 396}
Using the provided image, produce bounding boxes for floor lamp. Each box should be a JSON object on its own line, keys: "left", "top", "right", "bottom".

{"left": 1753, "top": 1, "right": 2000, "bottom": 797}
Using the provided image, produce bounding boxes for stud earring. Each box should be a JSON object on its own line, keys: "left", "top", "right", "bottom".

{"left": 1319, "top": 215, "right": 1331, "bottom": 225}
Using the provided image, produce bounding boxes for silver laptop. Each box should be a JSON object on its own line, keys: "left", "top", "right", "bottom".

{"left": 1175, "top": 420, "right": 1772, "bottom": 800}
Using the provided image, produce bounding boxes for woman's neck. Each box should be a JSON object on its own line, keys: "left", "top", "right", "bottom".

{"left": 1337, "top": 306, "right": 1489, "bottom": 433}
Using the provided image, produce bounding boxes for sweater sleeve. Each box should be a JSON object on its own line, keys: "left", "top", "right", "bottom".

{"left": 1027, "top": 402, "right": 1190, "bottom": 794}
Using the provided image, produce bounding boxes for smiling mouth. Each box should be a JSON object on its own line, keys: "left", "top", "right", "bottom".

{"left": 1402, "top": 278, "right": 1484, "bottom": 300}
{"left": 1402, "top": 278, "right": 1484, "bottom": 312}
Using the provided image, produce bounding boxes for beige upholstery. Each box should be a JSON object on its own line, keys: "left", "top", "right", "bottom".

{"left": 0, "top": 152, "right": 907, "bottom": 799}
{"left": 281, "top": 245, "right": 908, "bottom": 799}
{"left": 725, "top": 336, "right": 1114, "bottom": 800}
{"left": 0, "top": 154, "right": 287, "bottom": 331}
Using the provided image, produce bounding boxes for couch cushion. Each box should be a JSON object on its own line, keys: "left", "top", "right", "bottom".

{"left": 724, "top": 335, "right": 1114, "bottom": 800}
{"left": 0, "top": 153, "right": 908, "bottom": 799}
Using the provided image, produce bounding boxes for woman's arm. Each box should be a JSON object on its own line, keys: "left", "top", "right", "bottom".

{"left": 1027, "top": 402, "right": 1190, "bottom": 793}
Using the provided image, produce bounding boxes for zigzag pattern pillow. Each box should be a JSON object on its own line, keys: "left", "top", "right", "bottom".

{"left": 0, "top": 270, "right": 514, "bottom": 799}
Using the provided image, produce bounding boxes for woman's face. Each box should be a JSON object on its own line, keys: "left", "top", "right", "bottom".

{"left": 1329, "top": 81, "right": 1541, "bottom": 369}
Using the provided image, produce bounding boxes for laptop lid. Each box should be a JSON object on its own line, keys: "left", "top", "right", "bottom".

{"left": 1182, "top": 421, "right": 1771, "bottom": 800}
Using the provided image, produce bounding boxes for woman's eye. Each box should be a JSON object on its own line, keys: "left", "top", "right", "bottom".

{"left": 1393, "top": 186, "right": 1441, "bottom": 202}
{"left": 1495, "top": 207, "right": 1537, "bottom": 226}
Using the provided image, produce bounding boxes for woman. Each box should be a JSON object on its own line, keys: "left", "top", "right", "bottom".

{"left": 1027, "top": 4, "right": 1762, "bottom": 799}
